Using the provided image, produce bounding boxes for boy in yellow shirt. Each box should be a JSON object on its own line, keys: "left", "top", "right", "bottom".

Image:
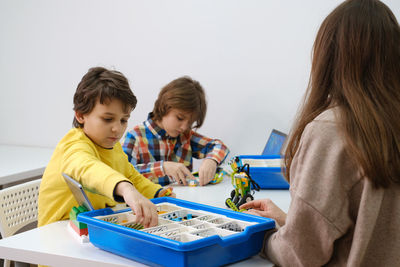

{"left": 38, "top": 67, "right": 174, "bottom": 229}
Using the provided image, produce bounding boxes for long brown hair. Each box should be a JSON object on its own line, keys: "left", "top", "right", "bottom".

{"left": 284, "top": 0, "right": 400, "bottom": 188}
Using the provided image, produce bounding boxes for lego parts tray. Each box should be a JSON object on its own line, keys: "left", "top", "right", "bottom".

{"left": 236, "top": 155, "right": 289, "bottom": 189}
{"left": 77, "top": 197, "right": 275, "bottom": 267}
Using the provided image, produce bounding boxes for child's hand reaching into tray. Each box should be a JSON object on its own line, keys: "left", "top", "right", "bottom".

{"left": 115, "top": 181, "right": 158, "bottom": 228}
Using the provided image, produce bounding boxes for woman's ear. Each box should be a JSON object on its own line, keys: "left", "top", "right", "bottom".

{"left": 75, "top": 111, "right": 85, "bottom": 124}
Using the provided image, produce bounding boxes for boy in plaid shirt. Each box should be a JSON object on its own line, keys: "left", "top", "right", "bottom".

{"left": 122, "top": 76, "right": 229, "bottom": 186}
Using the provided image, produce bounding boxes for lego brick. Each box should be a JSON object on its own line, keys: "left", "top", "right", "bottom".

{"left": 69, "top": 220, "right": 88, "bottom": 236}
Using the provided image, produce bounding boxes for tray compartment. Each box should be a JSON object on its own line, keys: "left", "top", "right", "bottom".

{"left": 156, "top": 203, "right": 182, "bottom": 214}
{"left": 191, "top": 227, "right": 236, "bottom": 237}
{"left": 190, "top": 222, "right": 214, "bottom": 230}
{"left": 157, "top": 218, "right": 173, "bottom": 225}
{"left": 141, "top": 223, "right": 182, "bottom": 234}
{"left": 160, "top": 209, "right": 204, "bottom": 221}
{"left": 169, "top": 233, "right": 203, "bottom": 242}
{"left": 95, "top": 210, "right": 135, "bottom": 224}
{"left": 196, "top": 214, "right": 217, "bottom": 222}
{"left": 206, "top": 217, "right": 231, "bottom": 225}
{"left": 159, "top": 227, "right": 190, "bottom": 238}
{"left": 177, "top": 218, "right": 203, "bottom": 227}
{"left": 217, "top": 220, "right": 254, "bottom": 232}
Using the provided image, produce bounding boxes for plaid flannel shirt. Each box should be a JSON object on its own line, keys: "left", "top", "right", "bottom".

{"left": 122, "top": 113, "right": 229, "bottom": 185}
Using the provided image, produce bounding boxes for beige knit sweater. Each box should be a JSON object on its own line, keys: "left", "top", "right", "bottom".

{"left": 264, "top": 108, "right": 400, "bottom": 266}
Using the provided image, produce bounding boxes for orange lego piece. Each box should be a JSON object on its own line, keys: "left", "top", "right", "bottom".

{"left": 159, "top": 187, "right": 172, "bottom": 197}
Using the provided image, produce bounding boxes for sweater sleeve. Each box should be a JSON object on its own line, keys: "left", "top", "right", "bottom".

{"left": 125, "top": 161, "right": 162, "bottom": 199}
{"left": 264, "top": 117, "right": 356, "bottom": 266}
{"left": 190, "top": 131, "right": 230, "bottom": 164}
{"left": 61, "top": 141, "right": 131, "bottom": 201}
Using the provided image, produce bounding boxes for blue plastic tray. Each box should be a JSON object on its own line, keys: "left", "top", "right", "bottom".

{"left": 236, "top": 155, "right": 289, "bottom": 189}
{"left": 77, "top": 197, "right": 275, "bottom": 267}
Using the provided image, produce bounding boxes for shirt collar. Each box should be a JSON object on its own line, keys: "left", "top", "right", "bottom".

{"left": 145, "top": 112, "right": 169, "bottom": 139}
{"left": 145, "top": 112, "right": 192, "bottom": 141}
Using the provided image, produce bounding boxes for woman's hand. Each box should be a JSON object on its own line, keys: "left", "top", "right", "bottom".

{"left": 163, "top": 161, "right": 195, "bottom": 185}
{"left": 240, "top": 198, "right": 287, "bottom": 227}
{"left": 115, "top": 181, "right": 158, "bottom": 228}
{"left": 198, "top": 159, "right": 218, "bottom": 186}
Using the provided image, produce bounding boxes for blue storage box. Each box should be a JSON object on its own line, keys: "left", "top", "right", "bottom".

{"left": 233, "top": 155, "right": 289, "bottom": 189}
{"left": 77, "top": 197, "right": 275, "bottom": 267}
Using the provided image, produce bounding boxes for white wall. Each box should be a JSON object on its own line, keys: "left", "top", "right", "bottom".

{"left": 1, "top": 0, "right": 399, "bottom": 158}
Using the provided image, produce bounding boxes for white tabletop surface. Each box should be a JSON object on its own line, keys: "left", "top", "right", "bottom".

{"left": 172, "top": 173, "right": 291, "bottom": 212}
{"left": 0, "top": 171, "right": 291, "bottom": 266}
{"left": 0, "top": 144, "right": 54, "bottom": 186}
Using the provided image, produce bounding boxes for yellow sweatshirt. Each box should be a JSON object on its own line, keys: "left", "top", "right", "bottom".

{"left": 38, "top": 128, "right": 162, "bottom": 227}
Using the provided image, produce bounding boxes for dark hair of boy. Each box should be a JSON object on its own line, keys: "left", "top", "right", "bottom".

{"left": 284, "top": 0, "right": 400, "bottom": 188}
{"left": 72, "top": 67, "right": 137, "bottom": 128}
{"left": 151, "top": 76, "right": 207, "bottom": 129}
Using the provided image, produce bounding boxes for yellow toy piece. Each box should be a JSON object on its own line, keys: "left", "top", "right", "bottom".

{"left": 226, "top": 198, "right": 248, "bottom": 212}
{"left": 188, "top": 169, "right": 226, "bottom": 186}
{"left": 226, "top": 158, "right": 260, "bottom": 210}
{"left": 159, "top": 187, "right": 173, "bottom": 197}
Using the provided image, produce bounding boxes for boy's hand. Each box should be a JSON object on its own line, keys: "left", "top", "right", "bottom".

{"left": 198, "top": 159, "right": 217, "bottom": 186}
{"left": 240, "top": 198, "right": 287, "bottom": 227}
{"left": 158, "top": 187, "right": 176, "bottom": 198}
{"left": 163, "top": 161, "right": 194, "bottom": 185}
{"left": 115, "top": 181, "right": 158, "bottom": 228}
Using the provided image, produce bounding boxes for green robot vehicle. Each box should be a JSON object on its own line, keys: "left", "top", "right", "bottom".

{"left": 225, "top": 157, "right": 260, "bottom": 211}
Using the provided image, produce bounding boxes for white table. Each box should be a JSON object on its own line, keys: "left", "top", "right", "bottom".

{"left": 0, "top": 173, "right": 291, "bottom": 266}
{"left": 0, "top": 145, "right": 54, "bottom": 187}
{"left": 172, "top": 174, "right": 291, "bottom": 211}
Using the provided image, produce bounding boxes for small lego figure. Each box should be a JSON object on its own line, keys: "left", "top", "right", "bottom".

{"left": 226, "top": 158, "right": 260, "bottom": 210}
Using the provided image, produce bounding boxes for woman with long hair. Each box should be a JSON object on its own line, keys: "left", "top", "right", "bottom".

{"left": 241, "top": 0, "right": 400, "bottom": 265}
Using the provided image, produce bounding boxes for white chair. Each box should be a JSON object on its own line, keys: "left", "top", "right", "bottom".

{"left": 0, "top": 179, "right": 41, "bottom": 267}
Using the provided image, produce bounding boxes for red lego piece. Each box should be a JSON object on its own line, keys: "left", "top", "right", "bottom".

{"left": 69, "top": 220, "right": 88, "bottom": 236}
